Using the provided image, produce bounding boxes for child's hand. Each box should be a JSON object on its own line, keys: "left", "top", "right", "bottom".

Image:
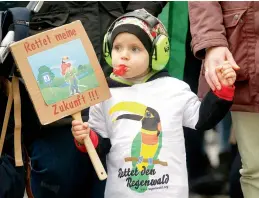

{"left": 71, "top": 120, "right": 90, "bottom": 144}
{"left": 215, "top": 61, "right": 238, "bottom": 87}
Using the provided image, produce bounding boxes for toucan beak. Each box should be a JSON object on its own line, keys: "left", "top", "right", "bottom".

{"left": 109, "top": 102, "right": 147, "bottom": 117}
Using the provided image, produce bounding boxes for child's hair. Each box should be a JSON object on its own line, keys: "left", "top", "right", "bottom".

{"left": 103, "top": 9, "right": 170, "bottom": 71}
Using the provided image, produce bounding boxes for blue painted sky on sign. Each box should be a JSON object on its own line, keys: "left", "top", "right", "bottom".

{"left": 28, "top": 38, "right": 90, "bottom": 77}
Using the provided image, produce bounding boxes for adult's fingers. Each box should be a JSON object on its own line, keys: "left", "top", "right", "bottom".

{"left": 205, "top": 71, "right": 216, "bottom": 91}
{"left": 208, "top": 65, "right": 221, "bottom": 90}
{"left": 226, "top": 50, "right": 240, "bottom": 70}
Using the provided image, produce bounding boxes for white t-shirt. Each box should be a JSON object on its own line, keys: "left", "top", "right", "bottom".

{"left": 88, "top": 77, "right": 201, "bottom": 198}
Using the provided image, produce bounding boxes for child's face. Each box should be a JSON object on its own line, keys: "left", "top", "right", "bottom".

{"left": 111, "top": 33, "right": 150, "bottom": 79}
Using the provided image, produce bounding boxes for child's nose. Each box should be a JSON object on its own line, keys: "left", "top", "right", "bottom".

{"left": 121, "top": 50, "right": 129, "bottom": 60}
{"left": 121, "top": 56, "right": 128, "bottom": 60}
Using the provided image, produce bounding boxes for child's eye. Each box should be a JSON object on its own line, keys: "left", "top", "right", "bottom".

{"left": 132, "top": 47, "right": 140, "bottom": 52}
{"left": 113, "top": 45, "right": 122, "bottom": 51}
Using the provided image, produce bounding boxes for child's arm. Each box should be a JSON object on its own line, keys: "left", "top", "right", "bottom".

{"left": 72, "top": 120, "right": 95, "bottom": 151}
{"left": 72, "top": 104, "right": 111, "bottom": 156}
{"left": 194, "top": 88, "right": 234, "bottom": 130}
{"left": 183, "top": 62, "right": 236, "bottom": 131}
{"left": 212, "top": 61, "right": 237, "bottom": 101}
{"left": 195, "top": 62, "right": 236, "bottom": 130}
{"left": 72, "top": 121, "right": 111, "bottom": 155}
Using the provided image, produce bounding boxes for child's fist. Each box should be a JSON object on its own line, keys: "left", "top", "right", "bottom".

{"left": 71, "top": 120, "right": 90, "bottom": 144}
{"left": 215, "top": 61, "right": 238, "bottom": 87}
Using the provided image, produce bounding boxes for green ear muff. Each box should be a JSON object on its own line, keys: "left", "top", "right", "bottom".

{"left": 151, "top": 34, "right": 170, "bottom": 71}
{"left": 103, "top": 33, "right": 112, "bottom": 67}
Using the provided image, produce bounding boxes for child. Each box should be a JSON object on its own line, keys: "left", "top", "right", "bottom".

{"left": 72, "top": 9, "right": 237, "bottom": 198}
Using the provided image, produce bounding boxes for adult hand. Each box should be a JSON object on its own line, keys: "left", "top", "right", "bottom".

{"left": 204, "top": 47, "right": 240, "bottom": 91}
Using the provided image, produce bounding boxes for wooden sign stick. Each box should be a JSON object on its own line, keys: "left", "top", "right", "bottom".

{"left": 72, "top": 112, "right": 107, "bottom": 180}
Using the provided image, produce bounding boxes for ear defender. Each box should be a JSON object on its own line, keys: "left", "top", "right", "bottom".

{"left": 103, "top": 33, "right": 112, "bottom": 67}
{"left": 102, "top": 10, "right": 170, "bottom": 71}
{"left": 151, "top": 34, "right": 170, "bottom": 71}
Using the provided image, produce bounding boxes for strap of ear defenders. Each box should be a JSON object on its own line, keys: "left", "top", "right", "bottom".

{"left": 122, "top": 11, "right": 159, "bottom": 28}
{"left": 106, "top": 10, "right": 159, "bottom": 35}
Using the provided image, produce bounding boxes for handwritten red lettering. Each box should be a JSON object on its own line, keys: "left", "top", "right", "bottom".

{"left": 24, "top": 42, "right": 31, "bottom": 53}
{"left": 55, "top": 28, "right": 77, "bottom": 41}
{"left": 24, "top": 35, "right": 51, "bottom": 53}
{"left": 52, "top": 94, "right": 86, "bottom": 115}
{"left": 52, "top": 104, "right": 58, "bottom": 115}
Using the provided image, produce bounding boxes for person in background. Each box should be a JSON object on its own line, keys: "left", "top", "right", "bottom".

{"left": 189, "top": 2, "right": 258, "bottom": 198}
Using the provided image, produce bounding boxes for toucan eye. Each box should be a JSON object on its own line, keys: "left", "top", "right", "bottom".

{"left": 145, "top": 111, "right": 151, "bottom": 118}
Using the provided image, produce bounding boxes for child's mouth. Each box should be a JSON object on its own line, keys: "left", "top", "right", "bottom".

{"left": 113, "top": 65, "right": 127, "bottom": 76}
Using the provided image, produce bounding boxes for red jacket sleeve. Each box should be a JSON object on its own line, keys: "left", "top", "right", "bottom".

{"left": 214, "top": 85, "right": 235, "bottom": 101}
{"left": 74, "top": 129, "right": 99, "bottom": 153}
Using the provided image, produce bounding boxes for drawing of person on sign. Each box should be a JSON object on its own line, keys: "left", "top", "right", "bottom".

{"left": 61, "top": 56, "right": 80, "bottom": 95}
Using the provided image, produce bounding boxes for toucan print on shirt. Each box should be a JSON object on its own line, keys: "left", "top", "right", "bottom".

{"left": 109, "top": 101, "right": 168, "bottom": 193}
